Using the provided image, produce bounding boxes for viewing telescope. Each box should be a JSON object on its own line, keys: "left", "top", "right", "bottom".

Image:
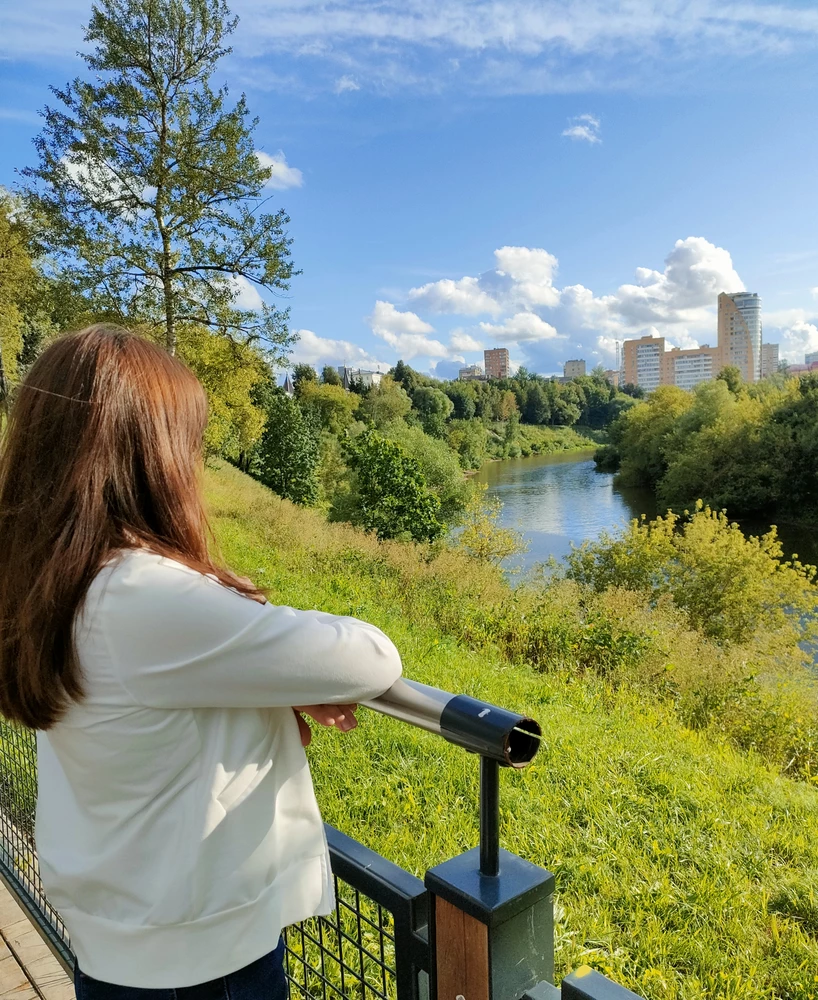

{"left": 363, "top": 679, "right": 542, "bottom": 877}
{"left": 363, "top": 678, "right": 541, "bottom": 767}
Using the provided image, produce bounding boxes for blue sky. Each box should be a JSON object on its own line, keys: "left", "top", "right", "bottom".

{"left": 2, "top": 0, "right": 817, "bottom": 377}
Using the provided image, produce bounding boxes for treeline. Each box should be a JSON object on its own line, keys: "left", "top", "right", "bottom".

{"left": 248, "top": 361, "right": 600, "bottom": 544}
{"left": 597, "top": 367, "right": 818, "bottom": 525}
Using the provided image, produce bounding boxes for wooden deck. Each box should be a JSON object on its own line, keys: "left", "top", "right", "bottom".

{"left": 0, "top": 882, "right": 73, "bottom": 1000}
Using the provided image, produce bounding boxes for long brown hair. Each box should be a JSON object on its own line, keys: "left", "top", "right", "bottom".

{"left": 0, "top": 325, "right": 262, "bottom": 730}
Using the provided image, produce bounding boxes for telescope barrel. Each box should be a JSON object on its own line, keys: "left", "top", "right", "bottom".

{"left": 362, "top": 679, "right": 541, "bottom": 768}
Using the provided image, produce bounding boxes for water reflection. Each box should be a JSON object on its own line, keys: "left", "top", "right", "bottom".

{"left": 474, "top": 451, "right": 818, "bottom": 571}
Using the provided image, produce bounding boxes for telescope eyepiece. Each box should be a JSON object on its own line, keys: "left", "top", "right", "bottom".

{"left": 505, "top": 719, "right": 541, "bottom": 767}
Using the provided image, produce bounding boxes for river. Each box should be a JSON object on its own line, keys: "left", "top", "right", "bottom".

{"left": 474, "top": 450, "right": 818, "bottom": 572}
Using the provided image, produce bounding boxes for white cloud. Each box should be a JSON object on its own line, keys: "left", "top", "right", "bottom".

{"left": 334, "top": 74, "right": 360, "bottom": 93}
{"left": 450, "top": 330, "right": 483, "bottom": 352}
{"left": 479, "top": 312, "right": 562, "bottom": 343}
{"left": 762, "top": 309, "right": 818, "bottom": 363}
{"left": 431, "top": 359, "right": 467, "bottom": 380}
{"left": 493, "top": 246, "right": 560, "bottom": 308}
{"left": 561, "top": 114, "right": 601, "bottom": 144}
{"left": 8, "top": 1, "right": 818, "bottom": 95}
{"left": 368, "top": 300, "right": 450, "bottom": 358}
{"left": 291, "top": 329, "right": 390, "bottom": 369}
{"left": 612, "top": 237, "right": 744, "bottom": 324}
{"left": 381, "top": 235, "right": 755, "bottom": 373}
{"left": 231, "top": 275, "right": 265, "bottom": 311}
{"left": 811, "top": 287, "right": 818, "bottom": 300}
{"left": 255, "top": 150, "right": 304, "bottom": 190}
{"left": 408, "top": 276, "right": 502, "bottom": 316}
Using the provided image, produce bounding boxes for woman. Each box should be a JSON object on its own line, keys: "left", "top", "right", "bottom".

{"left": 0, "top": 326, "right": 402, "bottom": 997}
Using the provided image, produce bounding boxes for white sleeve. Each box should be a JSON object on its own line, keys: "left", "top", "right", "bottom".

{"left": 96, "top": 553, "right": 402, "bottom": 709}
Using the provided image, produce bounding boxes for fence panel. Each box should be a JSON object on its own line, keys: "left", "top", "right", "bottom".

{"left": 0, "top": 724, "right": 431, "bottom": 1000}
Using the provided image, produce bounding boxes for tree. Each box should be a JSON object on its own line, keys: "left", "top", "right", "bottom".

{"left": 321, "top": 365, "right": 342, "bottom": 386}
{"left": 331, "top": 430, "right": 442, "bottom": 542}
{"left": 390, "top": 360, "right": 432, "bottom": 394}
{"left": 297, "top": 381, "right": 359, "bottom": 434}
{"left": 292, "top": 363, "right": 318, "bottom": 395}
{"left": 455, "top": 485, "right": 527, "bottom": 564}
{"left": 565, "top": 503, "right": 817, "bottom": 649}
{"left": 385, "top": 423, "right": 472, "bottom": 526}
{"left": 522, "top": 382, "right": 551, "bottom": 425}
{"left": 23, "top": 0, "right": 294, "bottom": 356}
{"left": 357, "top": 375, "right": 412, "bottom": 428}
{"left": 495, "top": 389, "right": 519, "bottom": 422}
{"left": 717, "top": 366, "right": 743, "bottom": 396}
{"left": 0, "top": 195, "right": 38, "bottom": 417}
{"left": 444, "top": 381, "right": 477, "bottom": 420}
{"left": 174, "top": 322, "right": 267, "bottom": 458}
{"left": 411, "top": 385, "right": 454, "bottom": 438}
{"left": 253, "top": 390, "right": 319, "bottom": 505}
{"left": 614, "top": 385, "right": 692, "bottom": 488}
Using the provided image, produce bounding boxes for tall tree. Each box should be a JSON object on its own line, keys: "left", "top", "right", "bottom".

{"left": 254, "top": 391, "right": 319, "bottom": 505}
{"left": 321, "top": 365, "right": 342, "bottom": 386}
{"left": 22, "top": 0, "right": 294, "bottom": 356}
{"left": 0, "top": 194, "right": 39, "bottom": 418}
{"left": 332, "top": 431, "right": 442, "bottom": 542}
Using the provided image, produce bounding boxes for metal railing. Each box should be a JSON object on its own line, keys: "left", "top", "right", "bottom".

{"left": 0, "top": 721, "right": 432, "bottom": 998}
{"left": 285, "top": 826, "right": 429, "bottom": 1000}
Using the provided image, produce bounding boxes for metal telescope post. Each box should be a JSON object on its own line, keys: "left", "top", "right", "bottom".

{"left": 364, "top": 679, "right": 557, "bottom": 1000}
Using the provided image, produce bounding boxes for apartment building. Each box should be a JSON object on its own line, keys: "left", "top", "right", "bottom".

{"left": 622, "top": 290, "right": 779, "bottom": 391}
{"left": 761, "top": 343, "right": 780, "bottom": 378}
{"left": 664, "top": 345, "right": 721, "bottom": 392}
{"left": 484, "top": 347, "right": 510, "bottom": 380}
{"left": 563, "top": 359, "right": 586, "bottom": 379}
{"left": 717, "top": 292, "right": 763, "bottom": 382}
{"left": 622, "top": 335, "right": 664, "bottom": 391}
{"left": 458, "top": 364, "right": 485, "bottom": 381}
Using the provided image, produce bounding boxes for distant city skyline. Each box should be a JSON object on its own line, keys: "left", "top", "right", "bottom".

{"left": 1, "top": 1, "right": 817, "bottom": 378}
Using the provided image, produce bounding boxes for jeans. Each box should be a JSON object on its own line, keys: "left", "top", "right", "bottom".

{"left": 73, "top": 938, "right": 288, "bottom": 1000}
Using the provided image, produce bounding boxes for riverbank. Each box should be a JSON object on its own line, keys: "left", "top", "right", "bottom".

{"left": 596, "top": 377, "right": 818, "bottom": 536}
{"left": 482, "top": 422, "right": 604, "bottom": 462}
{"left": 478, "top": 450, "right": 818, "bottom": 571}
{"left": 205, "top": 458, "right": 818, "bottom": 999}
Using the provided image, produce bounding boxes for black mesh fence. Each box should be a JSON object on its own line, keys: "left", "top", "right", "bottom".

{"left": 0, "top": 725, "right": 430, "bottom": 999}
{"left": 284, "top": 880, "right": 395, "bottom": 1000}
{"left": 0, "top": 720, "right": 72, "bottom": 970}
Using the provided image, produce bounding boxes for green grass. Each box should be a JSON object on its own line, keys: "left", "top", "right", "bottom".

{"left": 205, "top": 460, "right": 818, "bottom": 1000}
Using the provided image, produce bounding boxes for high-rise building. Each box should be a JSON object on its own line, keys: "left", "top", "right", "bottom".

{"left": 622, "top": 335, "right": 664, "bottom": 391}
{"left": 458, "top": 364, "right": 485, "bottom": 381}
{"left": 806, "top": 350, "right": 818, "bottom": 366}
{"left": 664, "top": 345, "right": 720, "bottom": 392}
{"left": 761, "top": 343, "right": 780, "bottom": 378}
{"left": 484, "top": 347, "right": 510, "bottom": 380}
{"left": 563, "top": 359, "right": 586, "bottom": 379}
{"left": 717, "top": 292, "right": 762, "bottom": 382}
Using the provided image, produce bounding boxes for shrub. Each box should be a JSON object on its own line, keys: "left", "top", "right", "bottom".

{"left": 563, "top": 503, "right": 818, "bottom": 649}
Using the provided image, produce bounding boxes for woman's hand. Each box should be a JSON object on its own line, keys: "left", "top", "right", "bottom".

{"left": 293, "top": 704, "right": 358, "bottom": 747}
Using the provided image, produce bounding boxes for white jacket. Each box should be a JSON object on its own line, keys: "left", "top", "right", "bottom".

{"left": 35, "top": 550, "right": 402, "bottom": 987}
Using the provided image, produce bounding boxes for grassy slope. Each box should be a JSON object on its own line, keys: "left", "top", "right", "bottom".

{"left": 205, "top": 460, "right": 818, "bottom": 1000}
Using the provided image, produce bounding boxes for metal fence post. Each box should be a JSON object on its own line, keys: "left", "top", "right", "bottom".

{"left": 561, "top": 967, "right": 642, "bottom": 1000}
{"left": 424, "top": 757, "right": 556, "bottom": 1000}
